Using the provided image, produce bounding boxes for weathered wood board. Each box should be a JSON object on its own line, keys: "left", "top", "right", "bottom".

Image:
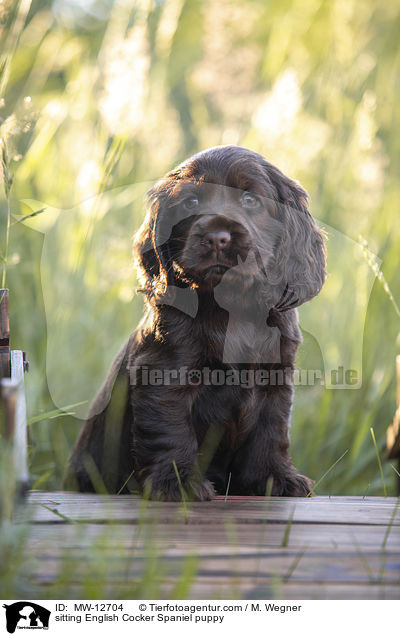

{"left": 20, "top": 492, "right": 400, "bottom": 526}
{"left": 11, "top": 492, "right": 400, "bottom": 600}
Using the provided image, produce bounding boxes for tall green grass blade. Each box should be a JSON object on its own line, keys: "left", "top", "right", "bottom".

{"left": 31, "top": 470, "right": 52, "bottom": 490}
{"left": 352, "top": 534, "right": 375, "bottom": 583}
{"left": 359, "top": 236, "right": 400, "bottom": 319}
{"left": 27, "top": 401, "right": 88, "bottom": 425}
{"left": 1, "top": 139, "right": 11, "bottom": 287}
{"left": 362, "top": 483, "right": 371, "bottom": 500}
{"left": 38, "top": 504, "right": 76, "bottom": 524}
{"left": 224, "top": 472, "right": 232, "bottom": 502}
{"left": 82, "top": 455, "right": 109, "bottom": 495}
{"left": 281, "top": 506, "right": 296, "bottom": 548}
{"left": 370, "top": 427, "right": 387, "bottom": 497}
{"left": 172, "top": 460, "right": 188, "bottom": 524}
{"left": 381, "top": 496, "right": 400, "bottom": 551}
{"left": 255, "top": 476, "right": 275, "bottom": 578}
{"left": 307, "top": 449, "right": 349, "bottom": 496}
{"left": 390, "top": 464, "right": 400, "bottom": 478}
{"left": 11, "top": 207, "right": 47, "bottom": 225}
{"left": 116, "top": 468, "right": 136, "bottom": 495}
{"left": 170, "top": 555, "right": 198, "bottom": 599}
{"left": 283, "top": 545, "right": 307, "bottom": 583}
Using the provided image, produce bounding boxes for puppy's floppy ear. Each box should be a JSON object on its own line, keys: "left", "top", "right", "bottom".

{"left": 266, "top": 168, "right": 326, "bottom": 311}
{"left": 134, "top": 181, "right": 176, "bottom": 299}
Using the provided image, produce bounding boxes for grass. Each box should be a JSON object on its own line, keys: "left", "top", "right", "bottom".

{"left": 282, "top": 546, "right": 308, "bottom": 584}
{"left": 307, "top": 449, "right": 350, "bottom": 497}
{"left": 1, "top": 447, "right": 400, "bottom": 599}
{"left": 1, "top": 0, "right": 400, "bottom": 601}
{"left": 359, "top": 237, "right": 400, "bottom": 321}
{"left": 37, "top": 503, "right": 76, "bottom": 524}
{"left": 352, "top": 534, "right": 376, "bottom": 584}
{"left": 224, "top": 472, "right": 232, "bottom": 502}
{"left": 0, "top": 138, "right": 12, "bottom": 287}
{"left": 381, "top": 496, "right": 400, "bottom": 551}
{"left": 0, "top": 0, "right": 396, "bottom": 501}
{"left": 370, "top": 427, "right": 387, "bottom": 497}
{"left": 172, "top": 460, "right": 189, "bottom": 524}
{"left": 116, "top": 468, "right": 136, "bottom": 496}
{"left": 280, "top": 506, "right": 296, "bottom": 548}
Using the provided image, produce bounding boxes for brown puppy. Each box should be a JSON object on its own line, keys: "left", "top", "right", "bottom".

{"left": 64, "top": 145, "right": 326, "bottom": 499}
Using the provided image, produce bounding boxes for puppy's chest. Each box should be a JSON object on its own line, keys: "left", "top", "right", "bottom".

{"left": 192, "top": 319, "right": 282, "bottom": 366}
{"left": 191, "top": 381, "right": 260, "bottom": 447}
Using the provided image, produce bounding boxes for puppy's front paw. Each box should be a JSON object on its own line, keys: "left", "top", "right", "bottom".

{"left": 143, "top": 474, "right": 215, "bottom": 502}
{"left": 143, "top": 475, "right": 181, "bottom": 501}
{"left": 273, "top": 472, "right": 313, "bottom": 497}
{"left": 186, "top": 477, "right": 215, "bottom": 501}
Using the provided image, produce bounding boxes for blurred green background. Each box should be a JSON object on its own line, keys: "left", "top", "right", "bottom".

{"left": 1, "top": 0, "right": 400, "bottom": 495}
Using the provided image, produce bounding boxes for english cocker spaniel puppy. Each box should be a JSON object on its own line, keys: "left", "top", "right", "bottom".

{"left": 64, "top": 145, "right": 326, "bottom": 500}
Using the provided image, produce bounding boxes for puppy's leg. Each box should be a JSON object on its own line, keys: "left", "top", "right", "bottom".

{"left": 229, "top": 384, "right": 313, "bottom": 497}
{"left": 63, "top": 339, "right": 136, "bottom": 493}
{"left": 132, "top": 384, "right": 215, "bottom": 501}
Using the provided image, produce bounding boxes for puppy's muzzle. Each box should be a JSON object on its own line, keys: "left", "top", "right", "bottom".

{"left": 202, "top": 229, "right": 231, "bottom": 252}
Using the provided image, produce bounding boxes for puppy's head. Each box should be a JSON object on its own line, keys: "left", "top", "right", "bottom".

{"left": 135, "top": 145, "right": 326, "bottom": 309}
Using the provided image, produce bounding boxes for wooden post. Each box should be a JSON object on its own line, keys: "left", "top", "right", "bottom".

{"left": 387, "top": 355, "right": 400, "bottom": 493}
{"left": 0, "top": 289, "right": 12, "bottom": 439}
{"left": 4, "top": 351, "right": 29, "bottom": 490}
{"left": 0, "top": 289, "right": 10, "bottom": 378}
{"left": 0, "top": 289, "right": 29, "bottom": 509}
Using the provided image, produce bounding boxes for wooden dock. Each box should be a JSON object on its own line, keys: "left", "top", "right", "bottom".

{"left": 14, "top": 491, "right": 400, "bottom": 600}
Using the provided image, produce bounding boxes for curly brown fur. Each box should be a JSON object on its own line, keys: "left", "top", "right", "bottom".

{"left": 64, "top": 146, "right": 326, "bottom": 499}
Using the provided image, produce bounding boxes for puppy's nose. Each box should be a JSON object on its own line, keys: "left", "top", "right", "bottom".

{"left": 203, "top": 230, "right": 231, "bottom": 251}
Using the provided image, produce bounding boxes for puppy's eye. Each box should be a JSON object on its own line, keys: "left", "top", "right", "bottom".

{"left": 182, "top": 196, "right": 199, "bottom": 211}
{"left": 240, "top": 192, "right": 261, "bottom": 209}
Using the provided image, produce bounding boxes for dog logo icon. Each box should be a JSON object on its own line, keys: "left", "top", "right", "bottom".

{"left": 2, "top": 602, "right": 50, "bottom": 633}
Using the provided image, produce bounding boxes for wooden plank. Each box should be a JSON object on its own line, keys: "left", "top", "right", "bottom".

{"left": 0, "top": 288, "right": 10, "bottom": 378}
{"left": 0, "top": 375, "right": 16, "bottom": 439}
{"left": 10, "top": 350, "right": 29, "bottom": 487}
{"left": 25, "top": 521, "right": 400, "bottom": 550}
{"left": 17, "top": 492, "right": 400, "bottom": 600}
{"left": 26, "top": 492, "right": 399, "bottom": 507}
{"left": 1, "top": 351, "right": 29, "bottom": 493}
{"left": 22, "top": 581, "right": 400, "bottom": 601}
{"left": 195, "top": 582, "right": 400, "bottom": 601}
{"left": 22, "top": 548, "right": 400, "bottom": 584}
{"left": 20, "top": 492, "right": 400, "bottom": 526}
